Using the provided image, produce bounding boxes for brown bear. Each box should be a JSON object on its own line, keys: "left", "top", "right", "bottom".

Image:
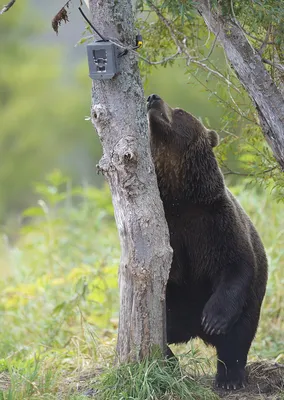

{"left": 147, "top": 94, "right": 268, "bottom": 390}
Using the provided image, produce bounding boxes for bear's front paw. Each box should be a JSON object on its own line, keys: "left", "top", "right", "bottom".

{"left": 201, "top": 300, "right": 234, "bottom": 335}
{"left": 201, "top": 312, "right": 228, "bottom": 335}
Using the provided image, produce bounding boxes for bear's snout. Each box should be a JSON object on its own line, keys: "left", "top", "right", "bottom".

{"left": 147, "top": 93, "right": 161, "bottom": 110}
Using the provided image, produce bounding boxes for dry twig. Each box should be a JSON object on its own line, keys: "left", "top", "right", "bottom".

{"left": 258, "top": 25, "right": 272, "bottom": 55}
{"left": 0, "top": 0, "right": 16, "bottom": 15}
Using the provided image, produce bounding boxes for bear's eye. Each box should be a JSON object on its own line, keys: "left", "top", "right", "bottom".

{"left": 177, "top": 110, "right": 184, "bottom": 116}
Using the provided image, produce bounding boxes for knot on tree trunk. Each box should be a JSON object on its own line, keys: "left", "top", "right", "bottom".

{"left": 113, "top": 137, "right": 138, "bottom": 167}
{"left": 98, "top": 137, "right": 145, "bottom": 194}
{"left": 91, "top": 104, "right": 110, "bottom": 132}
{"left": 113, "top": 138, "right": 143, "bottom": 195}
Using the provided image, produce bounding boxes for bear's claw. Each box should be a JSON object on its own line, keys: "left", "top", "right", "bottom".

{"left": 201, "top": 296, "right": 238, "bottom": 336}
{"left": 201, "top": 312, "right": 228, "bottom": 335}
{"left": 215, "top": 365, "right": 247, "bottom": 390}
{"left": 215, "top": 375, "right": 246, "bottom": 390}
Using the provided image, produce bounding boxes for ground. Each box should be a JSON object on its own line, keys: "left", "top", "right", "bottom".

{"left": 55, "top": 360, "right": 284, "bottom": 399}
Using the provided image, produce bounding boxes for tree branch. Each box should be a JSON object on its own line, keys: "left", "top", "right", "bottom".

{"left": 258, "top": 25, "right": 272, "bottom": 56}
{"left": 0, "top": 0, "right": 16, "bottom": 15}
{"left": 261, "top": 58, "right": 284, "bottom": 73}
{"left": 196, "top": 1, "right": 284, "bottom": 171}
{"left": 137, "top": 51, "right": 182, "bottom": 65}
{"left": 147, "top": 0, "right": 240, "bottom": 93}
{"left": 223, "top": 169, "right": 250, "bottom": 177}
{"left": 223, "top": 166, "right": 277, "bottom": 177}
{"left": 199, "top": 33, "right": 218, "bottom": 62}
{"left": 241, "top": 26, "right": 275, "bottom": 46}
{"left": 190, "top": 71, "right": 257, "bottom": 124}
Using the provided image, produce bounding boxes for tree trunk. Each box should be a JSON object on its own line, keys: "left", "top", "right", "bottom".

{"left": 89, "top": 0, "right": 172, "bottom": 362}
{"left": 196, "top": 1, "right": 284, "bottom": 170}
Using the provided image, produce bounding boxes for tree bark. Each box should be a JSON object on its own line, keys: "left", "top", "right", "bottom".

{"left": 196, "top": 1, "right": 284, "bottom": 170}
{"left": 89, "top": 0, "right": 172, "bottom": 362}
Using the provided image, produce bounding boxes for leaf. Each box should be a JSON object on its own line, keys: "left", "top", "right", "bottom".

{"left": 75, "top": 36, "right": 92, "bottom": 47}
{"left": 22, "top": 207, "right": 45, "bottom": 217}
{"left": 75, "top": 277, "right": 88, "bottom": 297}
{"left": 53, "top": 302, "right": 66, "bottom": 314}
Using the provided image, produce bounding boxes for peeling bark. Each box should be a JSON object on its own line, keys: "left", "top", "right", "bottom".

{"left": 89, "top": 0, "right": 172, "bottom": 362}
{"left": 196, "top": 1, "right": 284, "bottom": 170}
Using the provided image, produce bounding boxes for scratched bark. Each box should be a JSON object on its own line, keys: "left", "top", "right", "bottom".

{"left": 197, "top": 1, "right": 284, "bottom": 170}
{"left": 88, "top": 0, "right": 172, "bottom": 362}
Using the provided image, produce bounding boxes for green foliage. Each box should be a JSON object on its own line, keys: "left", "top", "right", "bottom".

{"left": 228, "top": 186, "right": 284, "bottom": 360}
{"left": 215, "top": 124, "right": 284, "bottom": 201}
{"left": 137, "top": 0, "right": 284, "bottom": 199}
{"left": 0, "top": 176, "right": 283, "bottom": 398}
{"left": 0, "top": 172, "right": 119, "bottom": 362}
{"left": 153, "top": 0, "right": 196, "bottom": 22}
{"left": 224, "top": 0, "right": 284, "bottom": 48}
{"left": 0, "top": 0, "right": 101, "bottom": 225}
{"left": 0, "top": 359, "right": 57, "bottom": 400}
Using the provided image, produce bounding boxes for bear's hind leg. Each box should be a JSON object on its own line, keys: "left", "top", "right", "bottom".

{"left": 167, "top": 282, "right": 201, "bottom": 345}
{"left": 215, "top": 339, "right": 248, "bottom": 389}
{"left": 213, "top": 310, "right": 259, "bottom": 390}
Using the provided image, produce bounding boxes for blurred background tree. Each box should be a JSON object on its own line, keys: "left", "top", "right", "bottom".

{"left": 0, "top": 0, "right": 102, "bottom": 233}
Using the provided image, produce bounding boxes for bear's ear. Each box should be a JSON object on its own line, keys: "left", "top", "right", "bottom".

{"left": 208, "top": 130, "right": 219, "bottom": 148}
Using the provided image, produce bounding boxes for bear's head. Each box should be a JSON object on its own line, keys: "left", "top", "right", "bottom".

{"left": 147, "top": 94, "right": 219, "bottom": 151}
{"left": 147, "top": 94, "right": 224, "bottom": 204}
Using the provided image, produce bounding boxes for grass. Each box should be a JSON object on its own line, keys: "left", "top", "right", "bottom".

{"left": 234, "top": 186, "right": 284, "bottom": 361}
{"left": 94, "top": 357, "right": 218, "bottom": 400}
{"left": 0, "top": 173, "right": 283, "bottom": 399}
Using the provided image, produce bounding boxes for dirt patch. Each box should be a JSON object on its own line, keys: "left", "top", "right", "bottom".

{"left": 58, "top": 367, "right": 102, "bottom": 398}
{"left": 214, "top": 362, "right": 284, "bottom": 400}
{"left": 0, "top": 372, "right": 10, "bottom": 391}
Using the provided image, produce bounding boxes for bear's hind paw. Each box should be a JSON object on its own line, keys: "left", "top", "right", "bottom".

{"left": 215, "top": 368, "right": 246, "bottom": 390}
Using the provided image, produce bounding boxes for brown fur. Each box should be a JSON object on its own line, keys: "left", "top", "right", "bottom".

{"left": 147, "top": 94, "right": 268, "bottom": 390}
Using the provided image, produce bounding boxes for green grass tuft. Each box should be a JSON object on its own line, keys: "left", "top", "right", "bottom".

{"left": 95, "top": 356, "right": 218, "bottom": 400}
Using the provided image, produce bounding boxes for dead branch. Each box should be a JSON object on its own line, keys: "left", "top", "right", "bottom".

{"left": 0, "top": 0, "right": 16, "bottom": 15}
{"left": 137, "top": 51, "right": 182, "bottom": 65}
{"left": 52, "top": 0, "right": 76, "bottom": 34}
